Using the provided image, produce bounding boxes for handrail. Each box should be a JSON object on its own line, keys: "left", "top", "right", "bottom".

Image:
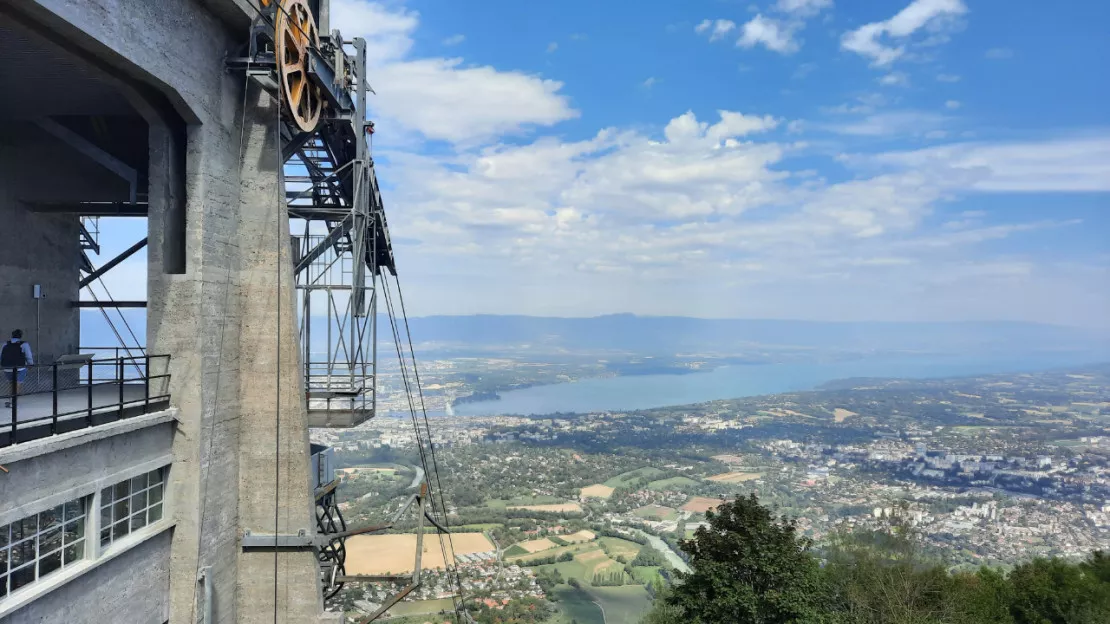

{"left": 2, "top": 354, "right": 171, "bottom": 447}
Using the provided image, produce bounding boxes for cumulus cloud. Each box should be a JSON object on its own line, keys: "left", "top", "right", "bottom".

{"left": 321, "top": 1, "right": 1108, "bottom": 326}
{"left": 775, "top": 0, "right": 834, "bottom": 18}
{"left": 695, "top": 19, "right": 737, "bottom": 42}
{"left": 841, "top": 0, "right": 967, "bottom": 66}
{"left": 738, "top": 15, "right": 799, "bottom": 54}
{"left": 332, "top": 0, "right": 577, "bottom": 144}
{"left": 879, "top": 72, "right": 910, "bottom": 86}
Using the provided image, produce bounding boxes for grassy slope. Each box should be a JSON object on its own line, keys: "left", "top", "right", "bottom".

{"left": 646, "top": 476, "right": 700, "bottom": 491}
{"left": 388, "top": 598, "right": 456, "bottom": 616}
{"left": 585, "top": 585, "right": 654, "bottom": 624}
{"left": 551, "top": 585, "right": 605, "bottom": 624}
{"left": 604, "top": 467, "right": 665, "bottom": 488}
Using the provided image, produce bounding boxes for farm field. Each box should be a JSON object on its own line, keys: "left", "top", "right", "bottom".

{"left": 506, "top": 502, "right": 583, "bottom": 513}
{"left": 706, "top": 471, "right": 762, "bottom": 483}
{"left": 387, "top": 597, "right": 455, "bottom": 617}
{"left": 604, "top": 467, "right": 665, "bottom": 488}
{"left": 598, "top": 537, "right": 642, "bottom": 560}
{"left": 681, "top": 496, "right": 723, "bottom": 513}
{"left": 516, "top": 537, "right": 559, "bottom": 553}
{"left": 552, "top": 585, "right": 604, "bottom": 624}
{"left": 646, "top": 476, "right": 700, "bottom": 491}
{"left": 576, "top": 549, "right": 623, "bottom": 578}
{"left": 631, "top": 504, "right": 679, "bottom": 521}
{"left": 580, "top": 484, "right": 615, "bottom": 499}
{"left": 563, "top": 529, "right": 596, "bottom": 543}
{"left": 509, "top": 542, "right": 591, "bottom": 563}
{"left": 486, "top": 495, "right": 563, "bottom": 509}
{"left": 585, "top": 585, "right": 653, "bottom": 623}
{"left": 834, "top": 408, "right": 858, "bottom": 422}
{"left": 346, "top": 533, "right": 493, "bottom": 575}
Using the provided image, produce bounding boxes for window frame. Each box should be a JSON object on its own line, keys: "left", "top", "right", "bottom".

{"left": 0, "top": 497, "right": 89, "bottom": 600}
{"left": 98, "top": 467, "right": 166, "bottom": 553}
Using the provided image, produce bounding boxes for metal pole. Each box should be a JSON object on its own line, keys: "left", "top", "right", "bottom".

{"left": 10, "top": 367, "right": 17, "bottom": 443}
{"left": 52, "top": 363, "right": 59, "bottom": 435}
{"left": 118, "top": 357, "right": 125, "bottom": 419}
{"left": 86, "top": 360, "right": 94, "bottom": 428}
{"left": 144, "top": 356, "right": 150, "bottom": 410}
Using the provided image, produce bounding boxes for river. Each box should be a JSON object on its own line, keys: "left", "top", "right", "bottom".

{"left": 449, "top": 353, "right": 1100, "bottom": 417}
{"left": 635, "top": 530, "right": 690, "bottom": 574}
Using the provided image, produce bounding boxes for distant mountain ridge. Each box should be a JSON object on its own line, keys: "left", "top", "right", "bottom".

{"left": 80, "top": 311, "right": 1110, "bottom": 360}
{"left": 400, "top": 314, "right": 1110, "bottom": 358}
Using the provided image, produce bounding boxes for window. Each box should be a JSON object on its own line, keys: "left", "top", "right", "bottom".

{"left": 99, "top": 469, "right": 164, "bottom": 549}
{"left": 0, "top": 499, "right": 87, "bottom": 598}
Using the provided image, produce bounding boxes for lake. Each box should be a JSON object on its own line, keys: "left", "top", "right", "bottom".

{"left": 450, "top": 353, "right": 1103, "bottom": 417}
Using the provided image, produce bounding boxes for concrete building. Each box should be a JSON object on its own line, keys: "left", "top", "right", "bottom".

{"left": 0, "top": 1, "right": 387, "bottom": 622}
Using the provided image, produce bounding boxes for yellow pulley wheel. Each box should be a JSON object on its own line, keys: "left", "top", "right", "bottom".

{"left": 275, "top": 0, "right": 323, "bottom": 132}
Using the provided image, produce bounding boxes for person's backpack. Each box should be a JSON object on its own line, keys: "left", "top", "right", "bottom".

{"left": 1, "top": 341, "right": 26, "bottom": 367}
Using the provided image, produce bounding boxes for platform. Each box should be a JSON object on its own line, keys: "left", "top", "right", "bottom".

{"left": 1, "top": 383, "right": 170, "bottom": 446}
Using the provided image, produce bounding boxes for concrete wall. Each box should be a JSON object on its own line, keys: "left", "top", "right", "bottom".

{"left": 1, "top": 531, "right": 171, "bottom": 624}
{"left": 0, "top": 202, "right": 79, "bottom": 367}
{"left": 0, "top": 413, "right": 175, "bottom": 624}
{"left": 12, "top": 1, "right": 334, "bottom": 622}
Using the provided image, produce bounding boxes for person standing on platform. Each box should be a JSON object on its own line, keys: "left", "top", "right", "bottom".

{"left": 2, "top": 329, "right": 34, "bottom": 407}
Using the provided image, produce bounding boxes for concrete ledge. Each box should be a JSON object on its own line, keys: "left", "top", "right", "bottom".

{"left": 0, "top": 406, "right": 178, "bottom": 465}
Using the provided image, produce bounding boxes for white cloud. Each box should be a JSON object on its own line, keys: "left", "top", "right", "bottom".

{"left": 823, "top": 111, "right": 949, "bottom": 137}
{"left": 695, "top": 19, "right": 737, "bottom": 42}
{"left": 775, "top": 0, "right": 833, "bottom": 17}
{"left": 441, "top": 34, "right": 465, "bottom": 46}
{"left": 945, "top": 100, "right": 961, "bottom": 110}
{"left": 879, "top": 72, "right": 910, "bottom": 86}
{"left": 546, "top": 41, "right": 559, "bottom": 53}
{"left": 323, "top": 1, "right": 1109, "bottom": 327}
{"left": 331, "top": 0, "right": 419, "bottom": 64}
{"left": 863, "top": 136, "right": 1110, "bottom": 192}
{"left": 738, "top": 15, "right": 799, "bottom": 54}
{"left": 370, "top": 59, "right": 578, "bottom": 144}
{"left": 331, "top": 0, "right": 577, "bottom": 144}
{"left": 841, "top": 0, "right": 968, "bottom": 66}
{"left": 643, "top": 77, "right": 659, "bottom": 88}
{"left": 985, "top": 47, "right": 1014, "bottom": 59}
{"left": 936, "top": 73, "right": 961, "bottom": 82}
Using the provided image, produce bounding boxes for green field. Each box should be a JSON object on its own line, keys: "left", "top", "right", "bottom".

{"left": 552, "top": 585, "right": 605, "bottom": 624}
{"left": 585, "top": 585, "right": 654, "bottom": 623}
{"left": 604, "top": 467, "right": 665, "bottom": 488}
{"left": 508, "top": 542, "right": 589, "bottom": 564}
{"left": 631, "top": 565, "right": 664, "bottom": 584}
{"left": 631, "top": 504, "right": 680, "bottom": 521}
{"left": 454, "top": 523, "right": 503, "bottom": 531}
{"left": 646, "top": 476, "right": 700, "bottom": 491}
{"left": 486, "top": 494, "right": 565, "bottom": 509}
{"left": 387, "top": 597, "right": 456, "bottom": 616}
{"left": 598, "top": 537, "right": 643, "bottom": 560}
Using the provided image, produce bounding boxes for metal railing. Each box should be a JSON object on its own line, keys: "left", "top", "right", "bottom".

{"left": 2, "top": 354, "right": 171, "bottom": 447}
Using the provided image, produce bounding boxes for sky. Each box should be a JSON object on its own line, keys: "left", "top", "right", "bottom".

{"left": 94, "top": 0, "right": 1110, "bottom": 327}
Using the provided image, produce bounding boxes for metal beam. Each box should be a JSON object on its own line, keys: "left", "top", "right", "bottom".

{"left": 294, "top": 214, "right": 353, "bottom": 274}
{"left": 79, "top": 238, "right": 147, "bottom": 288}
{"left": 23, "top": 201, "right": 148, "bottom": 216}
{"left": 73, "top": 301, "right": 146, "bottom": 308}
{"left": 34, "top": 117, "right": 139, "bottom": 203}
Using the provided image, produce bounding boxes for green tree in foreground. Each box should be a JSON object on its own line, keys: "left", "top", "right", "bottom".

{"left": 661, "top": 494, "right": 832, "bottom": 623}
{"left": 641, "top": 494, "right": 1110, "bottom": 624}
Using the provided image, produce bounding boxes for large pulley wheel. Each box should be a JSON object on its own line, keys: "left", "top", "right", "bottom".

{"left": 276, "top": 0, "right": 324, "bottom": 132}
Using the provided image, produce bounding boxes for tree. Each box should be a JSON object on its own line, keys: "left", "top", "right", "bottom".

{"left": 1008, "top": 555, "right": 1110, "bottom": 624}
{"left": 658, "top": 494, "right": 832, "bottom": 623}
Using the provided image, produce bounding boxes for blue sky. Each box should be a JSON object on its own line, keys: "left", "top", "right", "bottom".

{"left": 94, "top": 0, "right": 1110, "bottom": 327}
